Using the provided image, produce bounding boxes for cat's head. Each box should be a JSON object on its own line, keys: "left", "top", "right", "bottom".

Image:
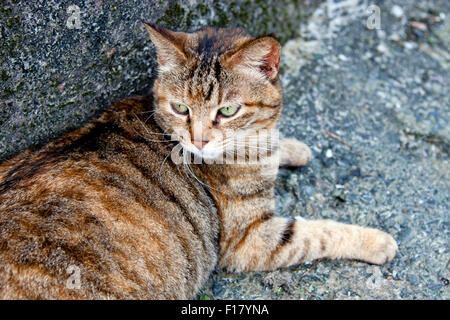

{"left": 144, "top": 23, "right": 282, "bottom": 160}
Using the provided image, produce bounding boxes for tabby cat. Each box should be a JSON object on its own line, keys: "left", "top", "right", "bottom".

{"left": 0, "top": 24, "right": 397, "bottom": 299}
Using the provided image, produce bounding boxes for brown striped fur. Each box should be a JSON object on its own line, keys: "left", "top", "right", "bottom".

{"left": 0, "top": 25, "right": 397, "bottom": 299}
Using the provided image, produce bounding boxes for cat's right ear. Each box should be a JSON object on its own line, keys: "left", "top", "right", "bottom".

{"left": 222, "top": 35, "right": 280, "bottom": 81}
{"left": 142, "top": 21, "right": 188, "bottom": 72}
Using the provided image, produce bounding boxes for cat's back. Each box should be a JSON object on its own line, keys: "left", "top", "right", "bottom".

{"left": 0, "top": 96, "right": 219, "bottom": 299}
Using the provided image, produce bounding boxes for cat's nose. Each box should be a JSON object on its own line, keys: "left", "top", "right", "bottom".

{"left": 192, "top": 139, "right": 209, "bottom": 150}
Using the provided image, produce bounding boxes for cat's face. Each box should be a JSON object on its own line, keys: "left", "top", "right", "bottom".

{"left": 144, "top": 24, "right": 282, "bottom": 160}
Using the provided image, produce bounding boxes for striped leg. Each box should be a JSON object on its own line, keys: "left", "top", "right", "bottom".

{"left": 201, "top": 148, "right": 396, "bottom": 272}
{"left": 219, "top": 212, "right": 398, "bottom": 272}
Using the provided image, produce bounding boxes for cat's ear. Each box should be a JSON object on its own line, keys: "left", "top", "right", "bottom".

{"left": 142, "top": 21, "right": 188, "bottom": 71}
{"left": 223, "top": 35, "right": 280, "bottom": 80}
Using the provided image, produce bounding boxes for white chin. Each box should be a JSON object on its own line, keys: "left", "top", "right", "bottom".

{"left": 200, "top": 151, "right": 223, "bottom": 160}
{"left": 186, "top": 147, "right": 222, "bottom": 160}
{"left": 194, "top": 150, "right": 221, "bottom": 159}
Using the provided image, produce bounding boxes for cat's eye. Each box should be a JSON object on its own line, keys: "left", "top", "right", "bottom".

{"left": 171, "top": 103, "right": 189, "bottom": 115}
{"left": 218, "top": 106, "right": 240, "bottom": 117}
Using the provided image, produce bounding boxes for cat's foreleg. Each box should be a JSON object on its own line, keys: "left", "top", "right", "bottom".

{"left": 279, "top": 138, "right": 312, "bottom": 167}
{"left": 219, "top": 213, "right": 397, "bottom": 272}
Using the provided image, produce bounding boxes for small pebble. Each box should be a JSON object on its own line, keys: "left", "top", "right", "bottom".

{"left": 391, "top": 5, "right": 404, "bottom": 18}
{"left": 338, "top": 54, "right": 348, "bottom": 61}
{"left": 403, "top": 42, "right": 418, "bottom": 50}
{"left": 305, "top": 186, "right": 315, "bottom": 195}
{"left": 376, "top": 42, "right": 389, "bottom": 55}
{"left": 406, "top": 274, "right": 419, "bottom": 286}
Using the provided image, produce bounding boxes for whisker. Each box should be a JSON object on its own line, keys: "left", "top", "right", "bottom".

{"left": 229, "top": 143, "right": 275, "bottom": 150}
{"left": 222, "top": 142, "right": 276, "bottom": 152}
{"left": 174, "top": 147, "right": 185, "bottom": 177}
{"left": 132, "top": 111, "right": 173, "bottom": 136}
{"left": 158, "top": 143, "right": 178, "bottom": 186}
{"left": 137, "top": 109, "right": 157, "bottom": 114}
{"left": 144, "top": 113, "right": 156, "bottom": 124}
{"left": 131, "top": 112, "right": 181, "bottom": 143}
{"left": 182, "top": 150, "right": 218, "bottom": 191}
{"left": 131, "top": 127, "right": 179, "bottom": 143}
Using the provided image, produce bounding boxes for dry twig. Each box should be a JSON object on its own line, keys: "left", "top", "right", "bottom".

{"left": 324, "top": 130, "right": 352, "bottom": 147}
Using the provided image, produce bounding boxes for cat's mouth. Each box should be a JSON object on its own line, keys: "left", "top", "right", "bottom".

{"left": 184, "top": 145, "right": 223, "bottom": 160}
{"left": 177, "top": 142, "right": 224, "bottom": 161}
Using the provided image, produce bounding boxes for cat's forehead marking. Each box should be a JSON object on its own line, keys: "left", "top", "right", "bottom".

{"left": 193, "top": 27, "right": 250, "bottom": 59}
{"left": 186, "top": 55, "right": 222, "bottom": 107}
{"left": 179, "top": 27, "right": 257, "bottom": 109}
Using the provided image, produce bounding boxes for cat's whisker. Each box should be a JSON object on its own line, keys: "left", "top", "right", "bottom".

{"left": 174, "top": 147, "right": 185, "bottom": 177}
{"left": 158, "top": 143, "right": 180, "bottom": 186}
{"left": 131, "top": 113, "right": 181, "bottom": 143}
{"left": 229, "top": 143, "right": 275, "bottom": 150}
{"left": 222, "top": 142, "right": 276, "bottom": 152}
{"left": 131, "top": 127, "right": 179, "bottom": 143}
{"left": 137, "top": 109, "right": 157, "bottom": 114}
{"left": 182, "top": 150, "right": 218, "bottom": 191}
{"left": 132, "top": 111, "right": 173, "bottom": 136}
{"left": 144, "top": 112, "right": 157, "bottom": 124}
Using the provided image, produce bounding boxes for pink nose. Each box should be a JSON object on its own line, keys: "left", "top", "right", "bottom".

{"left": 192, "top": 139, "right": 209, "bottom": 150}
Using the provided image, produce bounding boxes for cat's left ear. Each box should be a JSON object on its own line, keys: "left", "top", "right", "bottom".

{"left": 223, "top": 35, "right": 280, "bottom": 80}
{"left": 142, "top": 21, "right": 188, "bottom": 71}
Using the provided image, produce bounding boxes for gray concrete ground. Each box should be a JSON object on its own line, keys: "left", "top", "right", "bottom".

{"left": 202, "top": 0, "right": 449, "bottom": 300}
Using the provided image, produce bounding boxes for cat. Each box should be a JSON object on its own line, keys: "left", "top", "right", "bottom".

{"left": 0, "top": 24, "right": 397, "bottom": 299}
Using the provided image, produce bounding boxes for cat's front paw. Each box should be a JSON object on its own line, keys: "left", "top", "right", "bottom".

{"left": 279, "top": 138, "right": 312, "bottom": 167}
{"left": 358, "top": 228, "right": 398, "bottom": 265}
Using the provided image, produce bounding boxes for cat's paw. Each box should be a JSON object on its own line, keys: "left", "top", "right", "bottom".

{"left": 358, "top": 228, "right": 398, "bottom": 265}
{"left": 279, "top": 138, "right": 312, "bottom": 167}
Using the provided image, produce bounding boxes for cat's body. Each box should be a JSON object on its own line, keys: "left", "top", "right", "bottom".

{"left": 0, "top": 25, "right": 397, "bottom": 299}
{"left": 0, "top": 96, "right": 218, "bottom": 299}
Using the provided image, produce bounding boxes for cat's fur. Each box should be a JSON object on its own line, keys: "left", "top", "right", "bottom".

{"left": 0, "top": 25, "right": 397, "bottom": 299}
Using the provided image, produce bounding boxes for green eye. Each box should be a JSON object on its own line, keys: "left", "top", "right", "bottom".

{"left": 172, "top": 103, "right": 189, "bottom": 115}
{"left": 219, "top": 106, "right": 240, "bottom": 117}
